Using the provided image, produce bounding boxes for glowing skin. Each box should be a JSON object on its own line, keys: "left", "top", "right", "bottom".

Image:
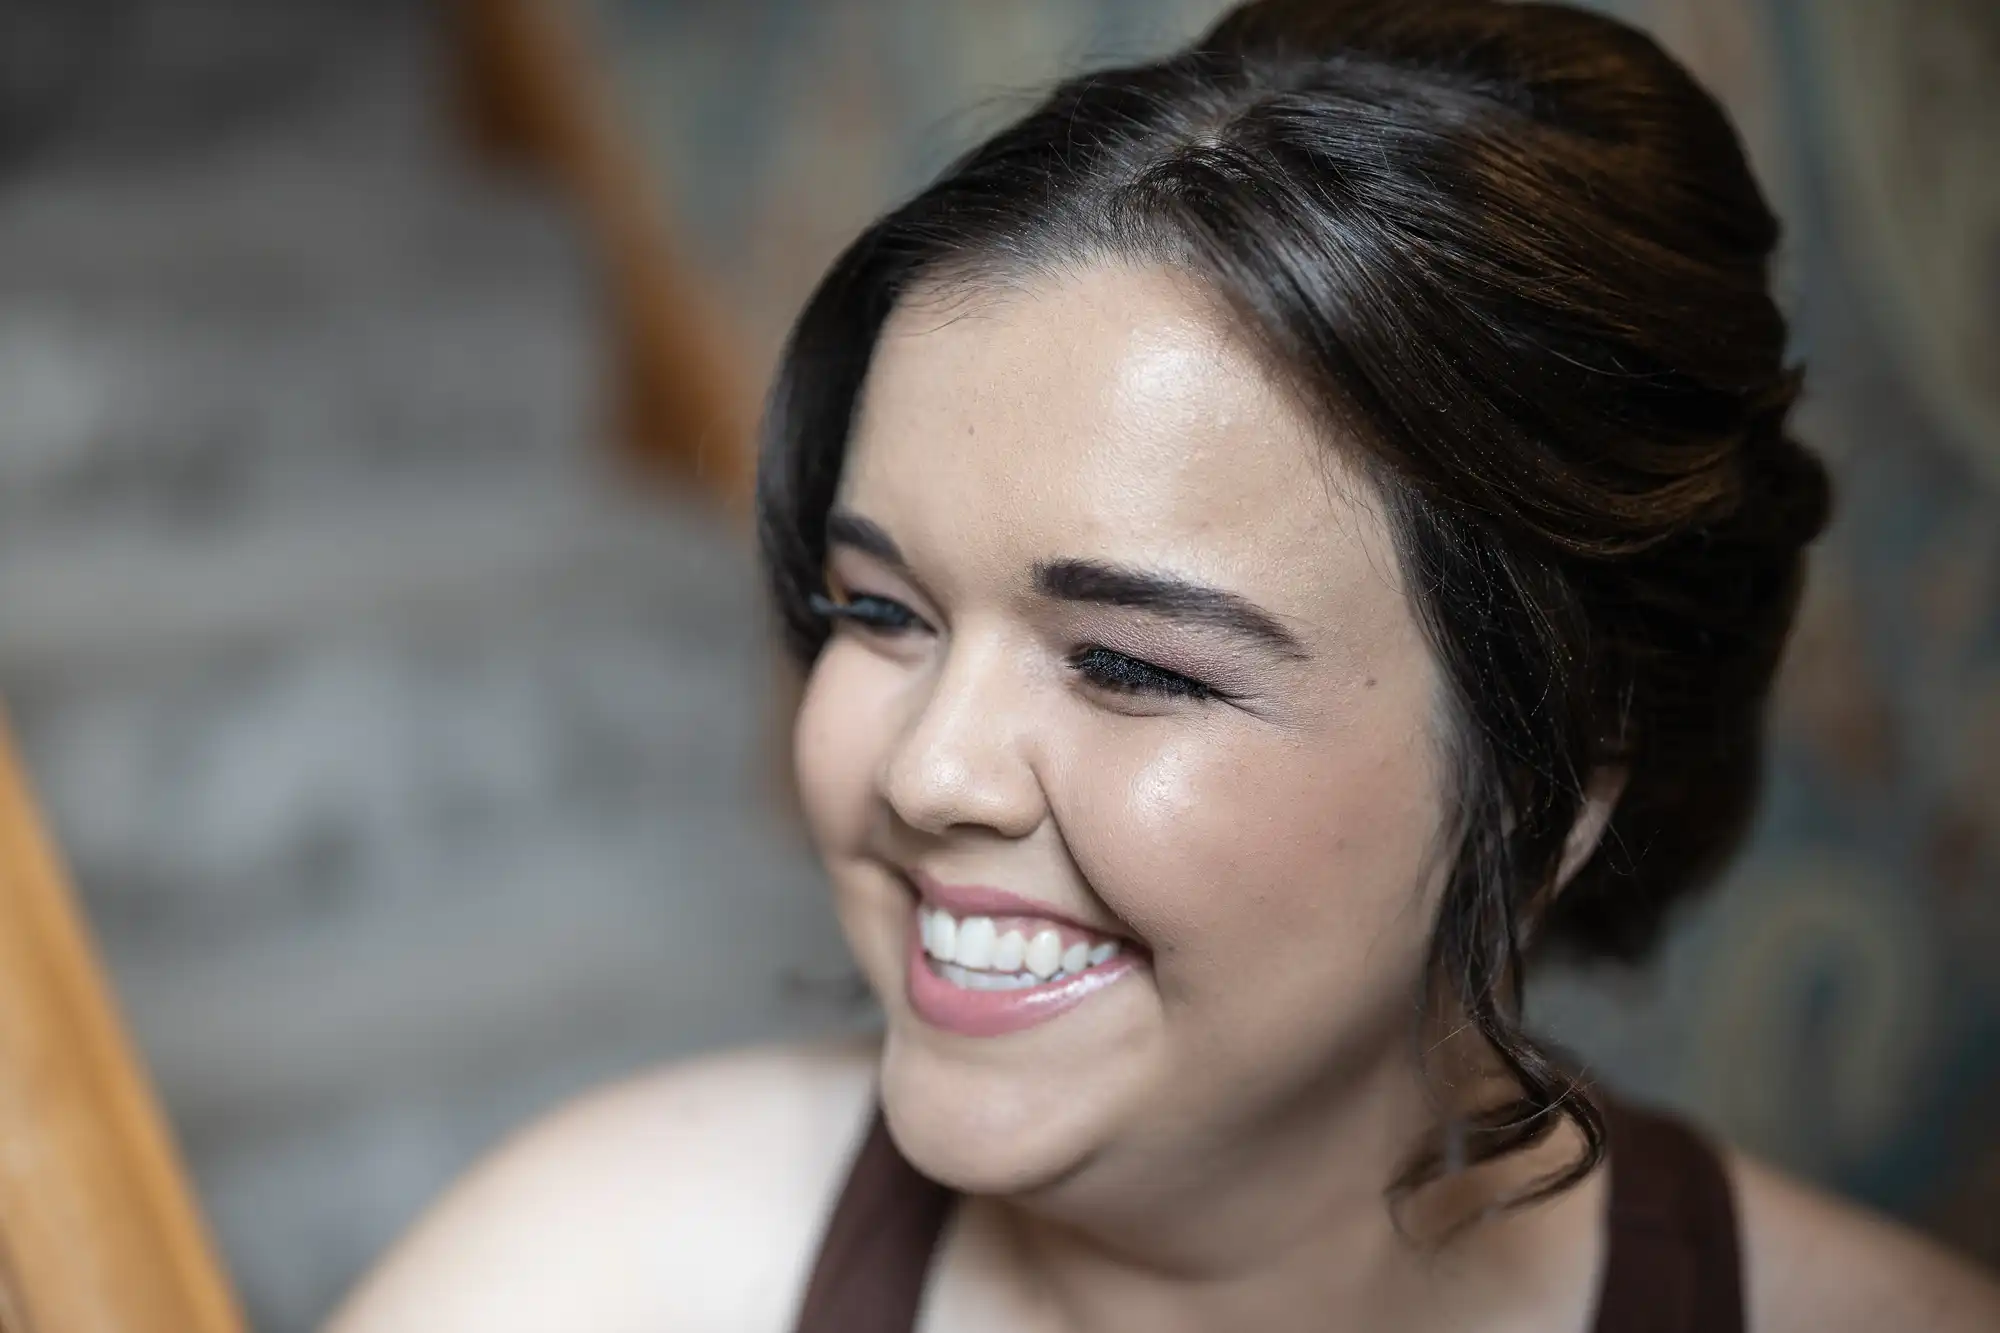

{"left": 791, "top": 263, "right": 1604, "bottom": 1331}
{"left": 780, "top": 262, "right": 1624, "bottom": 1333}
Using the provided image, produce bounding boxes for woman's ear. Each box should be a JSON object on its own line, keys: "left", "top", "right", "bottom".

{"left": 1555, "top": 765, "right": 1628, "bottom": 893}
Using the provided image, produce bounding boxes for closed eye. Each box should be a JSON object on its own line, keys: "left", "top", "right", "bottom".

{"left": 804, "top": 592, "right": 920, "bottom": 632}
{"left": 808, "top": 590, "right": 1224, "bottom": 704}
{"left": 1067, "top": 646, "right": 1222, "bottom": 702}
{"left": 808, "top": 590, "right": 928, "bottom": 634}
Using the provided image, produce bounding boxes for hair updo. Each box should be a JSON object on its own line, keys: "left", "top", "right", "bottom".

{"left": 757, "top": 0, "right": 1831, "bottom": 1208}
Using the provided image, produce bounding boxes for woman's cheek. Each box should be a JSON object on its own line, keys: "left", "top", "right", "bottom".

{"left": 1057, "top": 722, "right": 1437, "bottom": 976}
{"left": 792, "top": 644, "right": 895, "bottom": 859}
{"left": 1053, "top": 732, "right": 1240, "bottom": 950}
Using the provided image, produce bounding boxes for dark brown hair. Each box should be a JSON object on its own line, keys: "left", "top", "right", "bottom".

{"left": 757, "top": 0, "right": 1830, "bottom": 1209}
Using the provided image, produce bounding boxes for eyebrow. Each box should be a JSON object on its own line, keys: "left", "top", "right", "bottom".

{"left": 824, "top": 509, "right": 1311, "bottom": 661}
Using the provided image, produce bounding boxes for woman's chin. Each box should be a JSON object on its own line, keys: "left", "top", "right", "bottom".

{"left": 875, "top": 1029, "right": 1134, "bottom": 1195}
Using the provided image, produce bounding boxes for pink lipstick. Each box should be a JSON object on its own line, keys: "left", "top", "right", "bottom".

{"left": 902, "top": 901, "right": 1141, "bottom": 1038}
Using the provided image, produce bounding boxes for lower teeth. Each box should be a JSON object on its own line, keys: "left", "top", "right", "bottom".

{"left": 935, "top": 959, "right": 1083, "bottom": 991}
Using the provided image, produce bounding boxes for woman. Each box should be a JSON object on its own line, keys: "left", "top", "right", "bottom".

{"left": 330, "top": 2, "right": 2000, "bottom": 1330}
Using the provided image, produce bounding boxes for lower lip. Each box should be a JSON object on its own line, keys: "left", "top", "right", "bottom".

{"left": 903, "top": 906, "right": 1141, "bottom": 1038}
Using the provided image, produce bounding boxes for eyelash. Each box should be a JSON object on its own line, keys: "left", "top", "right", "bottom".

{"left": 807, "top": 591, "right": 1222, "bottom": 703}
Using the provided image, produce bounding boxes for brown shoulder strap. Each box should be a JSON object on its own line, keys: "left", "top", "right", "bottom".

{"left": 1591, "top": 1099, "right": 1745, "bottom": 1333}
{"left": 793, "top": 1103, "right": 957, "bottom": 1333}
{"left": 793, "top": 1095, "right": 1744, "bottom": 1333}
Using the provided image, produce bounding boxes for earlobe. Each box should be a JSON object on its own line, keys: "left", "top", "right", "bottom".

{"left": 1554, "top": 765, "right": 1629, "bottom": 893}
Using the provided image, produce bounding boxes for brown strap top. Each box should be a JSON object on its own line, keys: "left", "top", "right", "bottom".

{"left": 792, "top": 1096, "right": 1743, "bottom": 1333}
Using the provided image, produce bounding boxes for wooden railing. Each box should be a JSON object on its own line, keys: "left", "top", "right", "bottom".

{"left": 445, "top": 0, "right": 804, "bottom": 813}
{"left": 0, "top": 710, "right": 244, "bottom": 1333}
{"left": 448, "top": 0, "right": 759, "bottom": 516}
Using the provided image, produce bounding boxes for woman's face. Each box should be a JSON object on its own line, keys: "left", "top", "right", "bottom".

{"left": 793, "top": 261, "right": 1453, "bottom": 1195}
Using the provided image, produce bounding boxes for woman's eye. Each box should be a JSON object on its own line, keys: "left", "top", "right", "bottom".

{"left": 808, "top": 590, "right": 925, "bottom": 634}
{"left": 1068, "top": 646, "right": 1219, "bottom": 702}
{"left": 809, "top": 595, "right": 1215, "bottom": 702}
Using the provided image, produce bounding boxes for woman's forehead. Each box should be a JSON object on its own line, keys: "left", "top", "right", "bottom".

{"left": 841, "top": 263, "right": 1392, "bottom": 593}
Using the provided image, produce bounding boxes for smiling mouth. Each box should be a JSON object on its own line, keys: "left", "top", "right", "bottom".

{"left": 917, "top": 902, "right": 1128, "bottom": 989}
{"left": 902, "top": 898, "right": 1143, "bottom": 1038}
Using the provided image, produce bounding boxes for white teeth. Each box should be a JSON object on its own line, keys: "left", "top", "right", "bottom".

{"left": 1024, "top": 928, "right": 1063, "bottom": 980}
{"left": 955, "top": 916, "right": 997, "bottom": 969}
{"left": 920, "top": 904, "right": 1127, "bottom": 987}
{"left": 926, "top": 911, "right": 956, "bottom": 961}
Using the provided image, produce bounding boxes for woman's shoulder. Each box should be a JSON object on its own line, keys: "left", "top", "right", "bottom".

{"left": 1726, "top": 1148, "right": 2000, "bottom": 1333}
{"left": 325, "top": 1030, "right": 884, "bottom": 1333}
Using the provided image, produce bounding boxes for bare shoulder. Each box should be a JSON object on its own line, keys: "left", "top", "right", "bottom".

{"left": 325, "top": 1031, "right": 883, "bottom": 1333}
{"left": 1729, "top": 1149, "right": 2000, "bottom": 1333}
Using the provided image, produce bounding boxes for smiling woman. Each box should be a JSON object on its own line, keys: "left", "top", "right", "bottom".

{"left": 790, "top": 265, "right": 1476, "bottom": 1240}
{"left": 327, "top": 2, "right": 2000, "bottom": 1332}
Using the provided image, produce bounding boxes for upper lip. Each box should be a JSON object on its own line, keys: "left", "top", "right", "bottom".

{"left": 901, "top": 866, "right": 1129, "bottom": 942}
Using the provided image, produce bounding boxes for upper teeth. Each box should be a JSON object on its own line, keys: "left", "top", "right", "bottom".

{"left": 921, "top": 907, "right": 1120, "bottom": 982}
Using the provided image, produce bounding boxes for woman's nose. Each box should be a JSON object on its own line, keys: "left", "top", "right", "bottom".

{"left": 877, "top": 632, "right": 1045, "bottom": 841}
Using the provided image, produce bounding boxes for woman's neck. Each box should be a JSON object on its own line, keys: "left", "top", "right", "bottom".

{"left": 975, "top": 1031, "right": 1608, "bottom": 1333}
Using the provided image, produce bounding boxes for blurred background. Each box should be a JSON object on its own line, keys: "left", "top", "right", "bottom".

{"left": 0, "top": 0, "right": 1992, "bottom": 1328}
